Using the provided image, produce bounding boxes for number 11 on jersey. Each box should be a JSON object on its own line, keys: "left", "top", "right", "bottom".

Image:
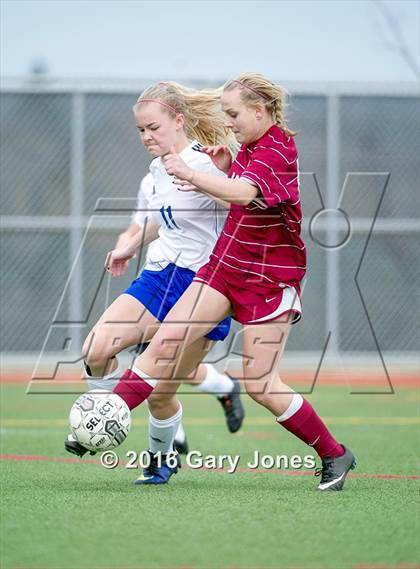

{"left": 160, "top": 206, "right": 180, "bottom": 230}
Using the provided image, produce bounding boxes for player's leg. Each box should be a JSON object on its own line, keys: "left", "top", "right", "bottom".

{"left": 241, "top": 318, "right": 297, "bottom": 411}
{"left": 65, "top": 294, "right": 160, "bottom": 458}
{"left": 141, "top": 283, "right": 232, "bottom": 378}
{"left": 82, "top": 293, "right": 160, "bottom": 388}
{"left": 135, "top": 383, "right": 182, "bottom": 485}
{"left": 145, "top": 359, "right": 243, "bottom": 457}
{"left": 160, "top": 282, "right": 244, "bottom": 432}
{"left": 164, "top": 282, "right": 243, "bottom": 433}
{"left": 135, "top": 336, "right": 213, "bottom": 485}
{"left": 114, "top": 283, "right": 236, "bottom": 483}
{"left": 113, "top": 282, "right": 232, "bottom": 409}
{"left": 135, "top": 318, "right": 245, "bottom": 485}
{"left": 241, "top": 317, "right": 356, "bottom": 491}
{"left": 191, "top": 363, "right": 244, "bottom": 433}
{"left": 82, "top": 282, "right": 232, "bottom": 392}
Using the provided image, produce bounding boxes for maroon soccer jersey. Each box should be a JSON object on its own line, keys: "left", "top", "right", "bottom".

{"left": 209, "top": 125, "right": 306, "bottom": 292}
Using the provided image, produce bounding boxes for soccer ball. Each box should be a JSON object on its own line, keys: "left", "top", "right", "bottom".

{"left": 69, "top": 390, "right": 131, "bottom": 451}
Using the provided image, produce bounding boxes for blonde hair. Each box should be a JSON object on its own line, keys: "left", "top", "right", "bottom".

{"left": 134, "top": 81, "right": 237, "bottom": 149}
{"left": 224, "top": 73, "right": 297, "bottom": 137}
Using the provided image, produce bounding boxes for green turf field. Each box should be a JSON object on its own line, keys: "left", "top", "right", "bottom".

{"left": 1, "top": 381, "right": 419, "bottom": 569}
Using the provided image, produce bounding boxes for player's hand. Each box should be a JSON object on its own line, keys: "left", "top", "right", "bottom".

{"left": 201, "top": 145, "right": 232, "bottom": 173}
{"left": 105, "top": 247, "right": 136, "bottom": 277}
{"left": 162, "top": 147, "right": 194, "bottom": 182}
{"left": 172, "top": 178, "right": 198, "bottom": 192}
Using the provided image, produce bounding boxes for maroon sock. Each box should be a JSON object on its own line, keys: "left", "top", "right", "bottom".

{"left": 277, "top": 398, "right": 344, "bottom": 459}
{"left": 113, "top": 368, "right": 154, "bottom": 410}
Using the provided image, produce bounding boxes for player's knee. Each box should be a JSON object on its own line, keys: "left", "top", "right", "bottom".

{"left": 147, "top": 391, "right": 176, "bottom": 413}
{"left": 246, "top": 391, "right": 269, "bottom": 407}
{"left": 243, "top": 382, "right": 271, "bottom": 407}
{"left": 83, "top": 333, "right": 118, "bottom": 369}
{"left": 81, "top": 332, "right": 93, "bottom": 361}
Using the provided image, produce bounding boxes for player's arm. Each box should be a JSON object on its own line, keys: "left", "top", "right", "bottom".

{"left": 177, "top": 168, "right": 257, "bottom": 207}
{"left": 114, "top": 223, "right": 140, "bottom": 245}
{"left": 198, "top": 153, "right": 232, "bottom": 209}
{"left": 106, "top": 219, "right": 159, "bottom": 277}
{"left": 163, "top": 148, "right": 258, "bottom": 206}
{"left": 197, "top": 182, "right": 231, "bottom": 210}
{"left": 114, "top": 222, "right": 142, "bottom": 250}
{"left": 105, "top": 222, "right": 141, "bottom": 277}
{"left": 201, "top": 193, "right": 231, "bottom": 209}
{"left": 121, "top": 219, "right": 160, "bottom": 254}
{"left": 106, "top": 173, "right": 159, "bottom": 277}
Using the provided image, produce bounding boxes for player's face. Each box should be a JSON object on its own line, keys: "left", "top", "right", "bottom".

{"left": 134, "top": 104, "right": 182, "bottom": 156}
{"left": 222, "top": 89, "right": 261, "bottom": 144}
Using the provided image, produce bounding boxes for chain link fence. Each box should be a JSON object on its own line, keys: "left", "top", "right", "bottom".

{"left": 0, "top": 82, "right": 418, "bottom": 362}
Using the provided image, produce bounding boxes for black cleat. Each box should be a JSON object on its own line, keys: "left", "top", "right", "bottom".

{"left": 315, "top": 445, "right": 356, "bottom": 491}
{"left": 173, "top": 436, "right": 189, "bottom": 455}
{"left": 64, "top": 435, "right": 96, "bottom": 458}
{"left": 217, "top": 380, "right": 244, "bottom": 433}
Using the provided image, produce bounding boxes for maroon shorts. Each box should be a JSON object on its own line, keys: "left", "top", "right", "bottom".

{"left": 193, "top": 260, "right": 302, "bottom": 326}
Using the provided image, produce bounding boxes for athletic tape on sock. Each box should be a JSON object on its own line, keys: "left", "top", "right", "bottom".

{"left": 132, "top": 365, "right": 158, "bottom": 388}
{"left": 276, "top": 393, "right": 304, "bottom": 422}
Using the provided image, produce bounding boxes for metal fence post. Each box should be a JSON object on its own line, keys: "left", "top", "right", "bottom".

{"left": 325, "top": 93, "right": 340, "bottom": 357}
{"left": 69, "top": 92, "right": 85, "bottom": 355}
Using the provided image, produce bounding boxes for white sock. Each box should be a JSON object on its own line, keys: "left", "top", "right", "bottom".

{"left": 131, "top": 365, "right": 158, "bottom": 387}
{"left": 174, "top": 422, "right": 186, "bottom": 444}
{"left": 149, "top": 405, "right": 183, "bottom": 455}
{"left": 85, "top": 361, "right": 121, "bottom": 392}
{"left": 195, "top": 364, "right": 234, "bottom": 397}
{"left": 276, "top": 393, "right": 304, "bottom": 422}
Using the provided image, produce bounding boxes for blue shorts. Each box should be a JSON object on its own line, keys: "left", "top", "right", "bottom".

{"left": 124, "top": 263, "right": 231, "bottom": 341}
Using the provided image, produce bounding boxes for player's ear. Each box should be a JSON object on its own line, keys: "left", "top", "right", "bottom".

{"left": 254, "top": 102, "right": 265, "bottom": 120}
{"left": 175, "top": 113, "right": 185, "bottom": 131}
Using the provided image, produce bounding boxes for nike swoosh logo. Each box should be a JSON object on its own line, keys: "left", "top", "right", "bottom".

{"left": 265, "top": 297, "right": 277, "bottom": 303}
{"left": 308, "top": 435, "right": 320, "bottom": 447}
{"left": 150, "top": 436, "right": 165, "bottom": 443}
{"left": 136, "top": 474, "right": 153, "bottom": 481}
{"left": 317, "top": 472, "right": 346, "bottom": 490}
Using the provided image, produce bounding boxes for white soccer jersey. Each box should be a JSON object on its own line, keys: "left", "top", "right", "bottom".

{"left": 131, "top": 172, "right": 154, "bottom": 228}
{"left": 134, "top": 141, "right": 228, "bottom": 272}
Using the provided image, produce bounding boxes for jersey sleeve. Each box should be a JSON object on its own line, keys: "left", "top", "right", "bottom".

{"left": 131, "top": 173, "right": 154, "bottom": 226}
{"left": 240, "top": 143, "right": 299, "bottom": 208}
